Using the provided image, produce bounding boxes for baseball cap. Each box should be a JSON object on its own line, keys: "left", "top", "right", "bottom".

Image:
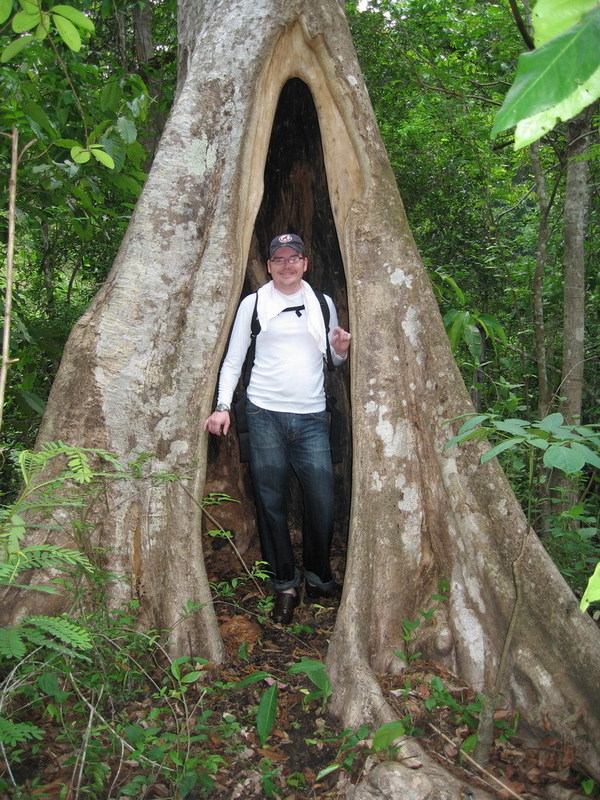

{"left": 269, "top": 233, "right": 305, "bottom": 257}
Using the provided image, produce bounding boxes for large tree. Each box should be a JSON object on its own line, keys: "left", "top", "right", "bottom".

{"left": 3, "top": 0, "right": 600, "bottom": 782}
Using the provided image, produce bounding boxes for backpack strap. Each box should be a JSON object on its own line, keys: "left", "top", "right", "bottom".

{"left": 312, "top": 288, "right": 335, "bottom": 372}
{"left": 241, "top": 293, "right": 260, "bottom": 389}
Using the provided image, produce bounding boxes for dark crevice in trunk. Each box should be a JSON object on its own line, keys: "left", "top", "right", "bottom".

{"left": 205, "top": 78, "right": 351, "bottom": 570}
{"left": 252, "top": 77, "right": 352, "bottom": 552}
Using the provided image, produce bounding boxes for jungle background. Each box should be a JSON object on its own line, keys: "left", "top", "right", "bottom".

{"left": 1, "top": 0, "right": 599, "bottom": 797}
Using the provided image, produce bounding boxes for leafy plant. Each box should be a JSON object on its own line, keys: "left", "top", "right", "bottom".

{"left": 288, "top": 658, "right": 332, "bottom": 711}
{"left": 446, "top": 411, "right": 600, "bottom": 596}
{"left": 580, "top": 562, "right": 600, "bottom": 613}
{"left": 394, "top": 579, "right": 448, "bottom": 664}
{"left": 492, "top": 0, "right": 600, "bottom": 148}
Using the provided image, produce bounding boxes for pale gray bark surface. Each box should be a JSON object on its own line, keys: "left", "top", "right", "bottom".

{"left": 2, "top": 0, "right": 599, "bottom": 780}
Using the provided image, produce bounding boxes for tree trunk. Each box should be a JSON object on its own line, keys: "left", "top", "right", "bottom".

{"left": 529, "top": 140, "right": 552, "bottom": 418}
{"left": 560, "top": 111, "right": 591, "bottom": 425}
{"left": 3, "top": 0, "right": 599, "bottom": 780}
{"left": 552, "top": 110, "right": 593, "bottom": 512}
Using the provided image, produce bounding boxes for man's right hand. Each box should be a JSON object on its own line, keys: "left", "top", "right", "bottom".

{"left": 202, "top": 411, "right": 231, "bottom": 436}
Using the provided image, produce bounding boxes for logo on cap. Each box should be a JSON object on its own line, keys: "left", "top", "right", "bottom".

{"left": 278, "top": 234, "right": 293, "bottom": 244}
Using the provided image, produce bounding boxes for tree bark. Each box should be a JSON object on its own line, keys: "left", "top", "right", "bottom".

{"left": 529, "top": 140, "right": 552, "bottom": 418}
{"left": 560, "top": 111, "right": 591, "bottom": 424}
{"left": 3, "top": 0, "right": 599, "bottom": 780}
{"left": 552, "top": 109, "right": 593, "bottom": 513}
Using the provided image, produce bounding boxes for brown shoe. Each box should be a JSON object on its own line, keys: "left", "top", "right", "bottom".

{"left": 272, "top": 591, "right": 299, "bottom": 624}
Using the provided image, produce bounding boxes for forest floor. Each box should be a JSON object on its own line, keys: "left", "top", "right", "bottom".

{"left": 3, "top": 535, "right": 595, "bottom": 800}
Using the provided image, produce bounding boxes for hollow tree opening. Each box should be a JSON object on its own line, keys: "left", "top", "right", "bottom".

{"left": 204, "top": 77, "right": 351, "bottom": 572}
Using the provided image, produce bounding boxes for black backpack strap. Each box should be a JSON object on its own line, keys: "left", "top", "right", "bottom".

{"left": 312, "top": 288, "right": 335, "bottom": 371}
{"left": 242, "top": 293, "right": 260, "bottom": 389}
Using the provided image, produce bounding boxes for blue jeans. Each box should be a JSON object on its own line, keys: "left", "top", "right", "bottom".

{"left": 246, "top": 400, "right": 335, "bottom": 592}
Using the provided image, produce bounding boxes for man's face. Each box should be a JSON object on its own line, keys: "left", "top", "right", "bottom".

{"left": 267, "top": 246, "right": 308, "bottom": 295}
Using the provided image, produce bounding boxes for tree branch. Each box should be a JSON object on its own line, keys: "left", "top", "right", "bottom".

{"left": 507, "top": 0, "right": 535, "bottom": 50}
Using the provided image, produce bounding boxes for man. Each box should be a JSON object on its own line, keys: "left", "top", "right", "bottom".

{"left": 203, "top": 233, "right": 351, "bottom": 624}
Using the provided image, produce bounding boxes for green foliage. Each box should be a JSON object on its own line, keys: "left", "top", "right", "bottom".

{"left": 288, "top": 657, "right": 332, "bottom": 709}
{"left": 395, "top": 580, "right": 448, "bottom": 664}
{"left": 2, "top": 0, "right": 95, "bottom": 60}
{"left": 580, "top": 562, "right": 600, "bottom": 612}
{"left": 492, "top": 0, "right": 600, "bottom": 147}
{"left": 446, "top": 412, "right": 600, "bottom": 475}
{"left": 371, "top": 720, "right": 405, "bottom": 753}
{"left": 446, "top": 411, "right": 600, "bottom": 593}
{"left": 256, "top": 682, "right": 278, "bottom": 746}
{"left": 444, "top": 308, "right": 507, "bottom": 366}
{"left": 0, "top": 614, "right": 92, "bottom": 660}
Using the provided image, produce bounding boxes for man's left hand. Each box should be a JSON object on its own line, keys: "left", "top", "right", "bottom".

{"left": 331, "top": 326, "right": 351, "bottom": 357}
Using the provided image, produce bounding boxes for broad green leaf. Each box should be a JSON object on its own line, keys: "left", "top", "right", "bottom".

{"left": 492, "top": 9, "right": 600, "bottom": 136}
{"left": 117, "top": 116, "right": 137, "bottom": 144}
{"left": 37, "top": 671, "right": 70, "bottom": 701}
{"left": 1, "top": 35, "right": 34, "bottom": 61}
{"left": 444, "top": 427, "right": 488, "bottom": 450}
{"left": 180, "top": 671, "right": 203, "bottom": 683}
{"left": 477, "top": 313, "right": 507, "bottom": 344}
{"left": 481, "top": 438, "right": 523, "bottom": 464}
{"left": 439, "top": 274, "right": 465, "bottom": 305}
{"left": 87, "top": 119, "right": 111, "bottom": 143}
{"left": 0, "top": 0, "right": 12, "bottom": 25}
{"left": 52, "top": 13, "right": 81, "bottom": 51}
{"left": 446, "top": 310, "right": 470, "bottom": 351}
{"left": 12, "top": 9, "right": 40, "bottom": 31}
{"left": 569, "top": 442, "right": 600, "bottom": 469}
{"left": 527, "top": 437, "right": 550, "bottom": 451}
{"left": 460, "top": 733, "right": 478, "bottom": 754}
{"left": 514, "top": 63, "right": 600, "bottom": 148}
{"left": 536, "top": 412, "right": 564, "bottom": 432}
{"left": 443, "top": 308, "right": 460, "bottom": 325}
{"left": 457, "top": 415, "right": 491, "bottom": 435}
{"left": 316, "top": 764, "right": 341, "bottom": 781}
{"left": 90, "top": 147, "right": 115, "bottom": 169}
{"left": 34, "top": 19, "right": 48, "bottom": 39}
{"left": 543, "top": 443, "right": 586, "bottom": 474}
{"left": 493, "top": 419, "right": 529, "bottom": 436}
{"left": 101, "top": 80, "right": 122, "bottom": 112}
{"left": 109, "top": 172, "right": 143, "bottom": 197}
{"left": 464, "top": 323, "right": 482, "bottom": 361}
{"left": 71, "top": 145, "right": 90, "bottom": 163}
{"left": 50, "top": 4, "right": 94, "bottom": 32}
{"left": 54, "top": 138, "right": 80, "bottom": 148}
{"left": 19, "top": 0, "right": 39, "bottom": 11}
{"left": 287, "top": 658, "right": 328, "bottom": 675}
{"left": 256, "top": 683, "right": 278, "bottom": 746}
{"left": 17, "top": 390, "right": 46, "bottom": 415}
{"left": 580, "top": 562, "right": 600, "bottom": 612}
{"left": 372, "top": 721, "right": 405, "bottom": 751}
{"left": 22, "top": 101, "right": 57, "bottom": 137}
{"left": 235, "top": 670, "right": 273, "bottom": 690}
{"left": 533, "top": 0, "right": 598, "bottom": 45}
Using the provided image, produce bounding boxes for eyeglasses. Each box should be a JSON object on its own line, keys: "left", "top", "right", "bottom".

{"left": 270, "top": 255, "right": 304, "bottom": 265}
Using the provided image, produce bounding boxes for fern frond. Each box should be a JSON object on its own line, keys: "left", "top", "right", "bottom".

{"left": 0, "top": 627, "right": 26, "bottom": 660}
{"left": 21, "top": 545, "right": 94, "bottom": 571}
{"left": 0, "top": 716, "right": 44, "bottom": 746}
{"left": 65, "top": 450, "right": 93, "bottom": 484}
{"left": 0, "top": 546, "right": 93, "bottom": 586}
{"left": 25, "top": 615, "right": 93, "bottom": 651}
{"left": 22, "top": 626, "right": 92, "bottom": 662}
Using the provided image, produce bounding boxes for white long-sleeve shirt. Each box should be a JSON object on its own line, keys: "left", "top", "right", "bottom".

{"left": 217, "top": 283, "right": 346, "bottom": 414}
